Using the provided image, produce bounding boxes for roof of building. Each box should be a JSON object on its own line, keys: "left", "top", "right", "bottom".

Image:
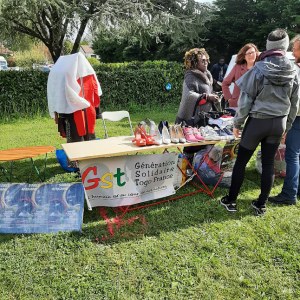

{"left": 80, "top": 45, "right": 94, "bottom": 54}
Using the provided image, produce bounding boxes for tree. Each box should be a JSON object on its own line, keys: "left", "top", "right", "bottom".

{"left": 92, "top": 0, "right": 214, "bottom": 62}
{"left": 0, "top": 0, "right": 187, "bottom": 62}
{"left": 205, "top": 0, "right": 300, "bottom": 62}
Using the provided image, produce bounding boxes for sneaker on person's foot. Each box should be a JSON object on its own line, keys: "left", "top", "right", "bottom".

{"left": 268, "top": 194, "right": 296, "bottom": 205}
{"left": 251, "top": 200, "right": 266, "bottom": 216}
{"left": 220, "top": 195, "right": 237, "bottom": 212}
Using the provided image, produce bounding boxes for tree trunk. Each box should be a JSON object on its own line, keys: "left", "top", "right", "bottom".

{"left": 71, "top": 17, "right": 90, "bottom": 54}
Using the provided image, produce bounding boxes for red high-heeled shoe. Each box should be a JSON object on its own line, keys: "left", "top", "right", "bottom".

{"left": 132, "top": 126, "right": 146, "bottom": 147}
{"left": 139, "top": 125, "right": 160, "bottom": 146}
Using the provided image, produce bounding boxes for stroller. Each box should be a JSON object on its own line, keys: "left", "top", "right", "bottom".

{"left": 191, "top": 92, "right": 235, "bottom": 127}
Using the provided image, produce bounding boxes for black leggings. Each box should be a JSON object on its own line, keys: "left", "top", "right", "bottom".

{"left": 229, "top": 142, "right": 279, "bottom": 205}
{"left": 228, "top": 116, "right": 285, "bottom": 205}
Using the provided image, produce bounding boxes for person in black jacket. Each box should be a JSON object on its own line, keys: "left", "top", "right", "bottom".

{"left": 210, "top": 58, "right": 228, "bottom": 90}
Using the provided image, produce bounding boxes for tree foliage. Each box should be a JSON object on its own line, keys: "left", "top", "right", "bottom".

{"left": 92, "top": 0, "right": 214, "bottom": 62}
{"left": 0, "top": 0, "right": 188, "bottom": 62}
{"left": 205, "top": 0, "right": 300, "bottom": 61}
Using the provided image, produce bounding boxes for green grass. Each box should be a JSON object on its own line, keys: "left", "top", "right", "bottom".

{"left": 1, "top": 110, "right": 300, "bottom": 299}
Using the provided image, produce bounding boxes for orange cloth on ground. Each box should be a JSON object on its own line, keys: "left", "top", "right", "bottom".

{"left": 73, "top": 74, "right": 100, "bottom": 136}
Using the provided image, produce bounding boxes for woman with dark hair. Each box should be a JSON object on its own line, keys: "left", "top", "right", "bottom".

{"left": 175, "top": 48, "right": 221, "bottom": 127}
{"left": 222, "top": 43, "right": 259, "bottom": 108}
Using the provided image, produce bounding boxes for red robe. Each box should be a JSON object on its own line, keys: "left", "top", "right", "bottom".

{"left": 73, "top": 74, "right": 100, "bottom": 136}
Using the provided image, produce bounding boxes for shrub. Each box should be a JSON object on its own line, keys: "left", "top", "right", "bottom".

{"left": 0, "top": 61, "right": 184, "bottom": 119}
{"left": 87, "top": 57, "right": 101, "bottom": 67}
{"left": 0, "top": 70, "right": 48, "bottom": 119}
{"left": 14, "top": 44, "right": 51, "bottom": 68}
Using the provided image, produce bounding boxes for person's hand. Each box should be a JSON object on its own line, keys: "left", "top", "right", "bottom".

{"left": 207, "top": 94, "right": 220, "bottom": 103}
{"left": 233, "top": 127, "right": 240, "bottom": 139}
{"left": 281, "top": 132, "right": 287, "bottom": 144}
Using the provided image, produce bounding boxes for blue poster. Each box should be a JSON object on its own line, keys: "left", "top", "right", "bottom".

{"left": 0, "top": 183, "right": 84, "bottom": 234}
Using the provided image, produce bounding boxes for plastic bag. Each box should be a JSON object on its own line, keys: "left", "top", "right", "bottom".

{"left": 56, "top": 149, "right": 79, "bottom": 173}
{"left": 193, "top": 140, "right": 239, "bottom": 187}
{"left": 255, "top": 144, "right": 286, "bottom": 177}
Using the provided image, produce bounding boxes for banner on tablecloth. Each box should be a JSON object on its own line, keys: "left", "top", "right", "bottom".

{"left": 79, "top": 153, "right": 178, "bottom": 208}
{"left": 0, "top": 183, "right": 84, "bottom": 234}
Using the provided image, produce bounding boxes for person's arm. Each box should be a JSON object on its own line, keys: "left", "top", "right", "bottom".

{"left": 233, "top": 91, "right": 254, "bottom": 130}
{"left": 222, "top": 64, "right": 237, "bottom": 101}
{"left": 233, "top": 67, "right": 261, "bottom": 134}
{"left": 286, "top": 75, "right": 300, "bottom": 131}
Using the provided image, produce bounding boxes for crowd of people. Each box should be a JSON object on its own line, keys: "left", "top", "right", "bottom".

{"left": 176, "top": 28, "right": 300, "bottom": 215}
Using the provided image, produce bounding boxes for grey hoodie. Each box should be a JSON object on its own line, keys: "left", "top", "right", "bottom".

{"left": 234, "top": 55, "right": 299, "bottom": 131}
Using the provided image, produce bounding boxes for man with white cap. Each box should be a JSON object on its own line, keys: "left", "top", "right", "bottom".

{"left": 269, "top": 34, "right": 300, "bottom": 205}
{"left": 220, "top": 28, "right": 299, "bottom": 215}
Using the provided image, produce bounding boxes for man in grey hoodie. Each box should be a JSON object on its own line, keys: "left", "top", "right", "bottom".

{"left": 220, "top": 28, "right": 299, "bottom": 215}
{"left": 269, "top": 35, "right": 300, "bottom": 205}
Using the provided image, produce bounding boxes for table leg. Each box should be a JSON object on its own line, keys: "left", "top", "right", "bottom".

{"left": 29, "top": 153, "right": 49, "bottom": 182}
{"left": 0, "top": 163, "right": 13, "bottom": 182}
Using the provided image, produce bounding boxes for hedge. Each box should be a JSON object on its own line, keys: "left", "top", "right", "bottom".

{"left": 0, "top": 61, "right": 184, "bottom": 120}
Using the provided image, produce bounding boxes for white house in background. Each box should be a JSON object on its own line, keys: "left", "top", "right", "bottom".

{"left": 79, "top": 45, "right": 100, "bottom": 60}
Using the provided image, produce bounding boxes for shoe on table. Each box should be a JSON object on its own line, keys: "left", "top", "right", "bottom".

{"left": 200, "top": 126, "right": 222, "bottom": 141}
{"left": 251, "top": 200, "right": 266, "bottom": 216}
{"left": 268, "top": 194, "right": 296, "bottom": 205}
{"left": 192, "top": 127, "right": 204, "bottom": 141}
{"left": 174, "top": 123, "right": 186, "bottom": 143}
{"left": 182, "top": 126, "right": 198, "bottom": 143}
{"left": 220, "top": 195, "right": 237, "bottom": 212}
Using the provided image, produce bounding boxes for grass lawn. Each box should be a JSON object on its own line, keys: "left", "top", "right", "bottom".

{"left": 1, "top": 109, "right": 300, "bottom": 299}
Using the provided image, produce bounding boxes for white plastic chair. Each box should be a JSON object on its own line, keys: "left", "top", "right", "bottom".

{"left": 101, "top": 110, "right": 134, "bottom": 138}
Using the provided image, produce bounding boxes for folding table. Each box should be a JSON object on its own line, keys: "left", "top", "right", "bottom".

{"left": 0, "top": 146, "right": 55, "bottom": 182}
{"left": 62, "top": 136, "right": 220, "bottom": 237}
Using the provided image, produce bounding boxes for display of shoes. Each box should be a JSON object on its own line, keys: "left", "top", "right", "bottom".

{"left": 133, "top": 119, "right": 237, "bottom": 146}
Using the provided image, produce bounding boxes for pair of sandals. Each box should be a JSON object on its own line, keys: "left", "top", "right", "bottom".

{"left": 132, "top": 120, "right": 160, "bottom": 147}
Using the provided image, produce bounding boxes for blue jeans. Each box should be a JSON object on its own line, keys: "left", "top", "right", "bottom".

{"left": 281, "top": 116, "right": 300, "bottom": 201}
